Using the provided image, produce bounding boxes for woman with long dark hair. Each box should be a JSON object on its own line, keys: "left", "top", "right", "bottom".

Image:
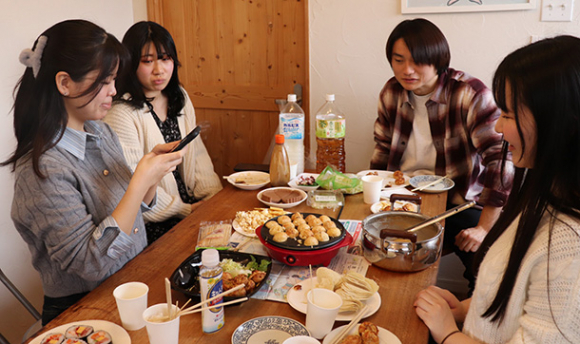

{"left": 3, "top": 19, "right": 185, "bottom": 324}
{"left": 105, "top": 21, "right": 221, "bottom": 244}
{"left": 414, "top": 35, "right": 580, "bottom": 343}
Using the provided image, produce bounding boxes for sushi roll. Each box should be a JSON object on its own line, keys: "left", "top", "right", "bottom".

{"left": 86, "top": 330, "right": 112, "bottom": 344}
{"left": 63, "top": 339, "right": 88, "bottom": 344}
{"left": 65, "top": 325, "right": 93, "bottom": 339}
{"left": 40, "top": 333, "right": 65, "bottom": 344}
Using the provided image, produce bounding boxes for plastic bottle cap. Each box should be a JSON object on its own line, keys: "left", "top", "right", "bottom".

{"left": 275, "top": 134, "right": 285, "bottom": 144}
{"left": 326, "top": 94, "right": 335, "bottom": 101}
{"left": 287, "top": 94, "right": 297, "bottom": 102}
{"left": 201, "top": 249, "right": 220, "bottom": 267}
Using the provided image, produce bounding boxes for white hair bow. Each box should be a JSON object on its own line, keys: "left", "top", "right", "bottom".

{"left": 19, "top": 35, "right": 48, "bottom": 78}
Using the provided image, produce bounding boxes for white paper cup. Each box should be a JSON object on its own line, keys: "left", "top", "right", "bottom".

{"left": 362, "top": 175, "right": 383, "bottom": 204}
{"left": 113, "top": 281, "right": 149, "bottom": 331}
{"left": 282, "top": 335, "right": 321, "bottom": 344}
{"left": 305, "top": 288, "right": 343, "bottom": 339}
{"left": 290, "top": 161, "right": 298, "bottom": 180}
{"left": 143, "top": 304, "right": 180, "bottom": 344}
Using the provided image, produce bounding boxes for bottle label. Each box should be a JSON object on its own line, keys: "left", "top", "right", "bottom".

{"left": 280, "top": 115, "right": 304, "bottom": 139}
{"left": 316, "top": 119, "right": 345, "bottom": 138}
{"left": 200, "top": 272, "right": 225, "bottom": 333}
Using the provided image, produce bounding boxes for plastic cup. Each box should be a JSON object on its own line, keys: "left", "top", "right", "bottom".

{"left": 143, "top": 304, "right": 180, "bottom": 344}
{"left": 282, "top": 336, "right": 321, "bottom": 344}
{"left": 290, "top": 161, "right": 298, "bottom": 180}
{"left": 362, "top": 175, "right": 383, "bottom": 204}
{"left": 113, "top": 281, "right": 149, "bottom": 331}
{"left": 305, "top": 288, "right": 343, "bottom": 339}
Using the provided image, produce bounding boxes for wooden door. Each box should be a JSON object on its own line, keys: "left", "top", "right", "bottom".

{"left": 147, "top": 0, "right": 309, "bottom": 178}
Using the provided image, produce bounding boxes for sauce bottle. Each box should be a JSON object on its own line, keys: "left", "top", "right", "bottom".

{"left": 270, "top": 134, "right": 291, "bottom": 186}
{"left": 199, "top": 249, "right": 224, "bottom": 333}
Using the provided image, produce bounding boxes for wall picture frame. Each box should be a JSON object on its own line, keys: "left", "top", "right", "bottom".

{"left": 401, "top": 0, "right": 537, "bottom": 14}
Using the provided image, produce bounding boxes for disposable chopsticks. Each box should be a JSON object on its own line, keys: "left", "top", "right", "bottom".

{"left": 178, "top": 283, "right": 246, "bottom": 316}
{"left": 178, "top": 297, "right": 248, "bottom": 316}
{"left": 165, "top": 277, "right": 174, "bottom": 320}
{"left": 411, "top": 174, "right": 450, "bottom": 192}
{"left": 329, "top": 305, "right": 369, "bottom": 344}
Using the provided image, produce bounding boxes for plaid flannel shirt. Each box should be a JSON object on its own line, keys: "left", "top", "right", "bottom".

{"left": 370, "top": 68, "right": 513, "bottom": 207}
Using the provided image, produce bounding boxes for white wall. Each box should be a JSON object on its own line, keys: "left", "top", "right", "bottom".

{"left": 0, "top": 1, "right": 134, "bottom": 342}
{"left": 308, "top": 0, "right": 580, "bottom": 173}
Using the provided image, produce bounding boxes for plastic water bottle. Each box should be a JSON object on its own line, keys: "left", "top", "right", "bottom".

{"left": 279, "top": 94, "right": 305, "bottom": 175}
{"left": 199, "top": 249, "right": 224, "bottom": 333}
{"left": 315, "top": 94, "right": 346, "bottom": 172}
{"left": 270, "top": 134, "right": 291, "bottom": 186}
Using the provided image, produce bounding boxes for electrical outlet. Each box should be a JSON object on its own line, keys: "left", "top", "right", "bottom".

{"left": 541, "top": 0, "right": 574, "bottom": 22}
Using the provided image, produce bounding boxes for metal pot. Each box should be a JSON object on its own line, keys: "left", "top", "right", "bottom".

{"left": 362, "top": 211, "right": 443, "bottom": 272}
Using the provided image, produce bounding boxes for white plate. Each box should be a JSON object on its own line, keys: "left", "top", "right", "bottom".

{"left": 410, "top": 175, "right": 454, "bottom": 193}
{"left": 322, "top": 324, "right": 402, "bottom": 344}
{"left": 356, "top": 170, "right": 410, "bottom": 189}
{"left": 287, "top": 277, "right": 381, "bottom": 321}
{"left": 227, "top": 171, "right": 270, "bottom": 190}
{"left": 257, "top": 187, "right": 307, "bottom": 209}
{"left": 288, "top": 173, "right": 320, "bottom": 192}
{"left": 231, "top": 316, "right": 310, "bottom": 344}
{"left": 29, "top": 320, "right": 130, "bottom": 344}
{"left": 232, "top": 219, "right": 258, "bottom": 238}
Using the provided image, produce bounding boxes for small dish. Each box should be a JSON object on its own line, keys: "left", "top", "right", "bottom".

{"left": 410, "top": 175, "right": 455, "bottom": 193}
{"left": 356, "top": 170, "right": 410, "bottom": 189}
{"left": 231, "top": 316, "right": 310, "bottom": 344}
{"left": 227, "top": 171, "right": 270, "bottom": 190}
{"left": 288, "top": 173, "right": 320, "bottom": 192}
{"left": 232, "top": 219, "right": 258, "bottom": 238}
{"left": 257, "top": 187, "right": 307, "bottom": 209}
{"left": 29, "top": 320, "right": 130, "bottom": 344}
{"left": 171, "top": 250, "right": 272, "bottom": 302}
{"left": 322, "top": 323, "right": 402, "bottom": 344}
{"left": 370, "top": 200, "right": 419, "bottom": 214}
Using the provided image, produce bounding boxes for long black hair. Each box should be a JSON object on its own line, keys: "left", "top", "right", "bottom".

{"left": 475, "top": 35, "right": 580, "bottom": 323}
{"left": 115, "top": 21, "right": 184, "bottom": 117}
{"left": 1, "top": 19, "right": 127, "bottom": 178}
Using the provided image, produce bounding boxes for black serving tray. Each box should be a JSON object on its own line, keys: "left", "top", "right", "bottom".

{"left": 170, "top": 249, "right": 272, "bottom": 303}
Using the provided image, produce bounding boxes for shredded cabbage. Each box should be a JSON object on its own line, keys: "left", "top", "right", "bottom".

{"left": 219, "top": 258, "right": 252, "bottom": 277}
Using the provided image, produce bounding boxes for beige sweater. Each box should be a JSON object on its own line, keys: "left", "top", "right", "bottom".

{"left": 104, "top": 91, "right": 222, "bottom": 222}
{"left": 464, "top": 212, "right": 580, "bottom": 343}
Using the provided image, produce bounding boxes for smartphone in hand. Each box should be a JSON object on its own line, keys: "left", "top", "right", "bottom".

{"left": 170, "top": 126, "right": 201, "bottom": 152}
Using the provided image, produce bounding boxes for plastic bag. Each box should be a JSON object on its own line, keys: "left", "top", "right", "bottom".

{"left": 196, "top": 221, "right": 232, "bottom": 250}
{"left": 315, "top": 166, "right": 362, "bottom": 194}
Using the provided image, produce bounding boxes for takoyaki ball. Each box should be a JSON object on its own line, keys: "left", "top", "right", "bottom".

{"left": 307, "top": 217, "right": 322, "bottom": 227}
{"left": 265, "top": 221, "right": 278, "bottom": 229}
{"left": 299, "top": 229, "right": 314, "bottom": 240}
{"left": 393, "top": 170, "right": 404, "bottom": 179}
{"left": 311, "top": 225, "right": 326, "bottom": 234}
{"left": 323, "top": 220, "right": 337, "bottom": 230}
{"left": 297, "top": 224, "right": 311, "bottom": 232}
{"left": 305, "top": 214, "right": 317, "bottom": 222}
{"left": 277, "top": 215, "right": 291, "bottom": 224}
{"left": 285, "top": 227, "right": 299, "bottom": 238}
{"left": 327, "top": 227, "right": 342, "bottom": 237}
{"left": 319, "top": 215, "right": 331, "bottom": 223}
{"left": 269, "top": 225, "right": 284, "bottom": 236}
{"left": 283, "top": 222, "right": 296, "bottom": 231}
{"left": 293, "top": 218, "right": 307, "bottom": 227}
{"left": 273, "top": 232, "right": 289, "bottom": 242}
{"left": 291, "top": 212, "right": 303, "bottom": 221}
{"left": 304, "top": 236, "right": 319, "bottom": 246}
{"left": 315, "top": 231, "right": 330, "bottom": 242}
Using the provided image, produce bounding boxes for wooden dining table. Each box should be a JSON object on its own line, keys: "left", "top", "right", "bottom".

{"left": 25, "top": 182, "right": 447, "bottom": 344}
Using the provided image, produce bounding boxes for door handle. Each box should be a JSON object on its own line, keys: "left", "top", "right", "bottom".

{"left": 275, "top": 83, "right": 303, "bottom": 111}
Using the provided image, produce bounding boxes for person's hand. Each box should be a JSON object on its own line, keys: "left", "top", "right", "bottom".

{"left": 414, "top": 286, "right": 461, "bottom": 342}
{"left": 191, "top": 200, "right": 204, "bottom": 213}
{"left": 455, "top": 225, "right": 487, "bottom": 252}
{"left": 132, "top": 144, "right": 185, "bottom": 189}
{"left": 150, "top": 141, "right": 189, "bottom": 155}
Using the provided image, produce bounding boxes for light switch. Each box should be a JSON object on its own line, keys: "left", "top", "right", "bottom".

{"left": 541, "top": 0, "right": 574, "bottom": 21}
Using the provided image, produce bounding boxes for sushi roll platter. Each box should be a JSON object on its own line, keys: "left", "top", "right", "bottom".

{"left": 31, "top": 320, "right": 129, "bottom": 344}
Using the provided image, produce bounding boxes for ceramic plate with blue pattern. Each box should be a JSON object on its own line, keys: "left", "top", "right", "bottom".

{"left": 231, "top": 316, "right": 310, "bottom": 344}
{"left": 410, "top": 175, "right": 455, "bottom": 193}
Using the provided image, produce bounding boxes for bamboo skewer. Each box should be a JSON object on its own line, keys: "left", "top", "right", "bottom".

{"left": 329, "top": 305, "right": 369, "bottom": 344}
{"left": 309, "top": 265, "right": 315, "bottom": 305}
{"left": 411, "top": 174, "right": 450, "bottom": 192}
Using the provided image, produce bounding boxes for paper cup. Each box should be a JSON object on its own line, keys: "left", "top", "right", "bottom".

{"left": 290, "top": 161, "right": 298, "bottom": 180}
{"left": 113, "top": 281, "right": 149, "bottom": 331}
{"left": 143, "top": 304, "right": 180, "bottom": 344}
{"left": 305, "top": 288, "right": 343, "bottom": 339}
{"left": 282, "top": 335, "right": 321, "bottom": 344}
{"left": 362, "top": 175, "right": 383, "bottom": 204}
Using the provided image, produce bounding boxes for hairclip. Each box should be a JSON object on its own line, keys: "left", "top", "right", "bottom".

{"left": 19, "top": 35, "right": 48, "bottom": 78}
